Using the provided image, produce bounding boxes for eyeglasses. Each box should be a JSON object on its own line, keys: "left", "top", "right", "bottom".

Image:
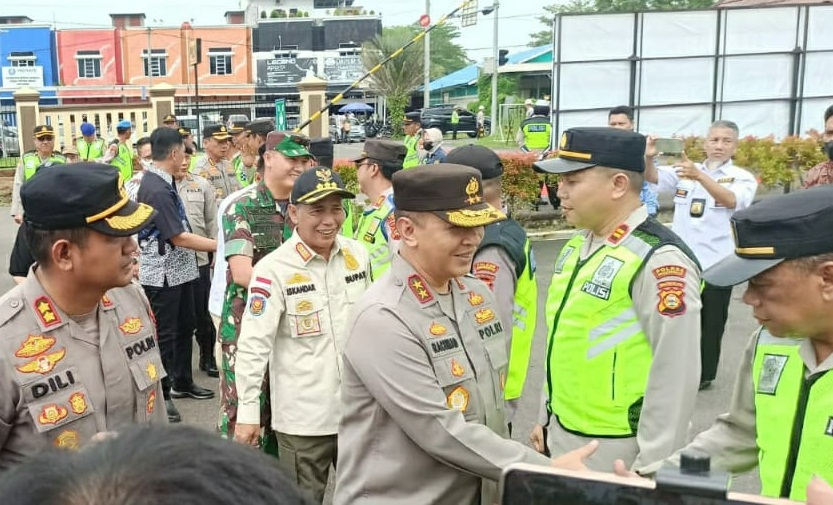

{"left": 37, "top": 136, "right": 54, "bottom": 142}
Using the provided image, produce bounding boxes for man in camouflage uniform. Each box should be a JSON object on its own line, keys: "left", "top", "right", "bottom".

{"left": 217, "top": 131, "right": 313, "bottom": 452}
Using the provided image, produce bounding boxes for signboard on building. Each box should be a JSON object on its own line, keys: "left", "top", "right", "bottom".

{"left": 257, "top": 58, "right": 317, "bottom": 87}
{"left": 275, "top": 98, "right": 286, "bottom": 131}
{"left": 2, "top": 66, "right": 45, "bottom": 88}
{"left": 323, "top": 56, "right": 364, "bottom": 83}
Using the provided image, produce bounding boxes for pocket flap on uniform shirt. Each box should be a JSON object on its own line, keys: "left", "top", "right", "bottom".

{"left": 434, "top": 354, "right": 475, "bottom": 387}
{"left": 128, "top": 353, "right": 166, "bottom": 392}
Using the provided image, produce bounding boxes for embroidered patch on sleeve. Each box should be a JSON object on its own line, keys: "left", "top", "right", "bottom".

{"left": 472, "top": 261, "right": 499, "bottom": 291}
{"left": 652, "top": 265, "right": 687, "bottom": 280}
{"left": 657, "top": 280, "right": 686, "bottom": 317}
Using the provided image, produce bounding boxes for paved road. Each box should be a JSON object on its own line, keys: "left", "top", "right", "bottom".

{"left": 0, "top": 206, "right": 761, "bottom": 495}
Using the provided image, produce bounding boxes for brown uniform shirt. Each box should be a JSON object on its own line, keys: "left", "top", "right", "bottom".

{"left": 0, "top": 273, "right": 166, "bottom": 471}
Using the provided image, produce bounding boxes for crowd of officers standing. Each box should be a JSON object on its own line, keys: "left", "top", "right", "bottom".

{"left": 0, "top": 106, "right": 832, "bottom": 505}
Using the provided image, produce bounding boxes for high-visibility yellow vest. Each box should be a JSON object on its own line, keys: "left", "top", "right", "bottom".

{"left": 76, "top": 138, "right": 106, "bottom": 161}
{"left": 521, "top": 117, "right": 552, "bottom": 150}
{"left": 22, "top": 151, "right": 67, "bottom": 181}
{"left": 476, "top": 219, "right": 537, "bottom": 401}
{"left": 752, "top": 329, "right": 833, "bottom": 502}
{"left": 546, "top": 221, "right": 698, "bottom": 436}
{"left": 355, "top": 194, "right": 395, "bottom": 280}
{"left": 109, "top": 142, "right": 133, "bottom": 182}
{"left": 403, "top": 135, "right": 419, "bottom": 169}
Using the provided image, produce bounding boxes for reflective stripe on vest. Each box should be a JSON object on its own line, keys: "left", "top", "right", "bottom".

{"left": 403, "top": 136, "right": 419, "bottom": 169}
{"left": 522, "top": 121, "right": 552, "bottom": 150}
{"left": 752, "top": 329, "right": 833, "bottom": 501}
{"left": 355, "top": 199, "right": 394, "bottom": 280}
{"left": 546, "top": 232, "right": 653, "bottom": 437}
{"left": 504, "top": 238, "right": 537, "bottom": 400}
{"left": 23, "top": 153, "right": 67, "bottom": 180}
{"left": 233, "top": 155, "right": 253, "bottom": 187}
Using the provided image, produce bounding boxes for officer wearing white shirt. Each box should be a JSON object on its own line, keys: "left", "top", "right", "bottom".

{"left": 645, "top": 120, "right": 758, "bottom": 389}
{"left": 233, "top": 167, "right": 371, "bottom": 503}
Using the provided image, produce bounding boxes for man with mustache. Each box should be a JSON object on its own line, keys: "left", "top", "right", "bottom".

{"left": 803, "top": 104, "right": 833, "bottom": 189}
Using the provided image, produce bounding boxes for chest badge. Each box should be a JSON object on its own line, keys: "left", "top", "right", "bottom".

{"left": 450, "top": 358, "right": 466, "bottom": 378}
{"left": 757, "top": 354, "right": 788, "bottom": 395}
{"left": 447, "top": 386, "right": 470, "bottom": 413}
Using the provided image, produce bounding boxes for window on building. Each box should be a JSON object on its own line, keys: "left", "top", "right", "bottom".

{"left": 8, "top": 51, "right": 36, "bottom": 67}
{"left": 142, "top": 49, "right": 167, "bottom": 77}
{"left": 338, "top": 43, "right": 361, "bottom": 57}
{"left": 76, "top": 50, "right": 102, "bottom": 78}
{"left": 209, "top": 48, "right": 233, "bottom": 76}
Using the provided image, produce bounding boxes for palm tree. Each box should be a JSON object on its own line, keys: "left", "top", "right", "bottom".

{"left": 361, "top": 27, "right": 424, "bottom": 138}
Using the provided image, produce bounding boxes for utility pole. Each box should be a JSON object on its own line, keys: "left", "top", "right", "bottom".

{"left": 490, "top": 1, "right": 499, "bottom": 137}
{"left": 423, "top": 0, "right": 431, "bottom": 108}
{"left": 146, "top": 27, "right": 153, "bottom": 87}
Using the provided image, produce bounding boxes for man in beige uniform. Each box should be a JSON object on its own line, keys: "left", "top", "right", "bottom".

{"left": 335, "top": 165, "right": 598, "bottom": 505}
{"left": 176, "top": 151, "right": 219, "bottom": 378}
{"left": 191, "top": 124, "right": 241, "bottom": 202}
{"left": 0, "top": 162, "right": 166, "bottom": 470}
{"left": 234, "top": 167, "right": 371, "bottom": 502}
{"left": 531, "top": 127, "right": 702, "bottom": 473}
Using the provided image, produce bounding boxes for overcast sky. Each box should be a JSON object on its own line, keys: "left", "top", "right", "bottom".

{"left": 0, "top": 0, "right": 555, "bottom": 61}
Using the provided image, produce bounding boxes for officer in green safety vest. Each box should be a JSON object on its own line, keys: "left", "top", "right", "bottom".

{"left": 530, "top": 127, "right": 703, "bottom": 472}
{"left": 228, "top": 120, "right": 253, "bottom": 187}
{"left": 352, "top": 139, "right": 407, "bottom": 280}
{"left": 105, "top": 119, "right": 134, "bottom": 182}
{"left": 450, "top": 106, "right": 461, "bottom": 140}
{"left": 516, "top": 102, "right": 552, "bottom": 153}
{"left": 402, "top": 111, "right": 422, "bottom": 170}
{"left": 617, "top": 186, "right": 833, "bottom": 502}
{"left": 448, "top": 145, "right": 537, "bottom": 434}
{"left": 10, "top": 125, "right": 67, "bottom": 223}
{"left": 76, "top": 122, "right": 106, "bottom": 161}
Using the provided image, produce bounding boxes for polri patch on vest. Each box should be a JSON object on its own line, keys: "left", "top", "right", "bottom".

{"left": 124, "top": 335, "right": 157, "bottom": 361}
{"left": 581, "top": 256, "right": 625, "bottom": 301}
{"left": 478, "top": 321, "right": 503, "bottom": 340}
{"left": 757, "top": 354, "right": 789, "bottom": 395}
{"left": 554, "top": 246, "right": 575, "bottom": 274}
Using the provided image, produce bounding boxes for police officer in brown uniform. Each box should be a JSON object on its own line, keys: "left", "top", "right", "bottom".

{"left": 0, "top": 163, "right": 166, "bottom": 470}
{"left": 335, "top": 165, "right": 599, "bottom": 505}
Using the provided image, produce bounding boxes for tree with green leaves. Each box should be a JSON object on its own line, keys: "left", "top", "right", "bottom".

{"left": 529, "top": 0, "right": 716, "bottom": 46}
{"left": 405, "top": 23, "right": 471, "bottom": 80}
{"left": 361, "top": 28, "right": 424, "bottom": 138}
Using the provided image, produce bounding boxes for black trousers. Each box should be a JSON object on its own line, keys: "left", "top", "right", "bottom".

{"left": 451, "top": 124, "right": 458, "bottom": 140}
{"left": 194, "top": 265, "right": 216, "bottom": 358}
{"left": 144, "top": 281, "right": 196, "bottom": 398}
{"left": 700, "top": 282, "right": 733, "bottom": 383}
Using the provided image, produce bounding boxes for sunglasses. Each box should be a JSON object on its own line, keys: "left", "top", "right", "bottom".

{"left": 37, "top": 136, "right": 55, "bottom": 141}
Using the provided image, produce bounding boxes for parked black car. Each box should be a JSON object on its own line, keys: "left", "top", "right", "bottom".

{"left": 419, "top": 104, "right": 491, "bottom": 137}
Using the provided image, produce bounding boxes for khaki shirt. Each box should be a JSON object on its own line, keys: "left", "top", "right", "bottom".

{"left": 236, "top": 233, "right": 371, "bottom": 436}
{"left": 642, "top": 330, "right": 833, "bottom": 476}
{"left": 176, "top": 173, "right": 218, "bottom": 267}
{"left": 191, "top": 155, "right": 241, "bottom": 203}
{"left": 0, "top": 273, "right": 166, "bottom": 470}
{"left": 334, "top": 255, "right": 551, "bottom": 505}
{"left": 545, "top": 206, "right": 702, "bottom": 473}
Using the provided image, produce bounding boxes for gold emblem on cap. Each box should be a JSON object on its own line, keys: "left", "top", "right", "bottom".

{"left": 220, "top": 126, "right": 226, "bottom": 132}
{"left": 560, "top": 132, "right": 568, "bottom": 149}
{"left": 465, "top": 177, "right": 482, "bottom": 205}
